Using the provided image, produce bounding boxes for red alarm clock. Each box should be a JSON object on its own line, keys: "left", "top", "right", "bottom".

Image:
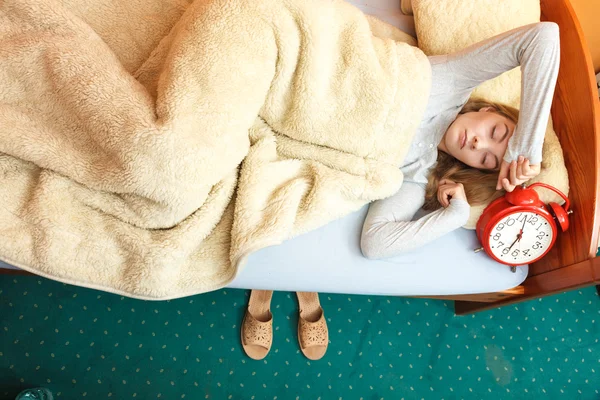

{"left": 476, "top": 182, "right": 572, "bottom": 267}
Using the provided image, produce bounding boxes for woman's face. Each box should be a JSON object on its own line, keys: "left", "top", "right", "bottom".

{"left": 439, "top": 108, "right": 516, "bottom": 170}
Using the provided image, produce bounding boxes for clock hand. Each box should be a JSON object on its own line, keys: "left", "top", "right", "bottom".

{"left": 507, "top": 217, "right": 526, "bottom": 252}
{"left": 507, "top": 236, "right": 519, "bottom": 251}
{"left": 518, "top": 215, "right": 527, "bottom": 240}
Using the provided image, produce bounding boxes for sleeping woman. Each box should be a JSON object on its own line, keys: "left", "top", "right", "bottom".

{"left": 360, "top": 22, "right": 560, "bottom": 259}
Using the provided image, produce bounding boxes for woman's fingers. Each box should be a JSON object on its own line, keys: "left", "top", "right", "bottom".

{"left": 441, "top": 187, "right": 450, "bottom": 207}
{"left": 437, "top": 184, "right": 445, "bottom": 207}
{"left": 521, "top": 159, "right": 534, "bottom": 179}
{"left": 522, "top": 158, "right": 531, "bottom": 176}
{"left": 438, "top": 190, "right": 446, "bottom": 208}
{"left": 499, "top": 157, "right": 541, "bottom": 192}
{"left": 516, "top": 156, "right": 524, "bottom": 180}
{"left": 502, "top": 177, "right": 516, "bottom": 192}
{"left": 496, "top": 160, "right": 511, "bottom": 190}
{"left": 438, "top": 179, "right": 456, "bottom": 208}
{"left": 438, "top": 181, "right": 470, "bottom": 206}
{"left": 438, "top": 184, "right": 452, "bottom": 208}
{"left": 510, "top": 160, "right": 518, "bottom": 185}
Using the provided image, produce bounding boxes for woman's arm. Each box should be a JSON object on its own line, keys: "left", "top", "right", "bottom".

{"left": 431, "top": 22, "right": 560, "bottom": 166}
{"left": 360, "top": 182, "right": 470, "bottom": 259}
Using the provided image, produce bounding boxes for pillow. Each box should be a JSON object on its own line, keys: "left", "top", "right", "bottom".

{"left": 412, "top": 0, "right": 569, "bottom": 229}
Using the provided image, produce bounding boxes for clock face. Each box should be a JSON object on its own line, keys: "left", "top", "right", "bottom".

{"left": 488, "top": 211, "right": 554, "bottom": 264}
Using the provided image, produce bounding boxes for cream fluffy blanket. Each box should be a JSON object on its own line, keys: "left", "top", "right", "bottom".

{"left": 0, "top": 0, "right": 431, "bottom": 298}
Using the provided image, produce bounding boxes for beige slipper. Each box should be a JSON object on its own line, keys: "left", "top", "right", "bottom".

{"left": 296, "top": 292, "right": 328, "bottom": 360}
{"left": 241, "top": 290, "right": 273, "bottom": 360}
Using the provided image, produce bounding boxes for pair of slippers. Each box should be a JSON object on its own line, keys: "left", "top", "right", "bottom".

{"left": 241, "top": 290, "right": 328, "bottom": 360}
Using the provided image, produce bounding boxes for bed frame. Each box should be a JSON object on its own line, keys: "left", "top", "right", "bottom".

{"left": 1, "top": 0, "right": 598, "bottom": 315}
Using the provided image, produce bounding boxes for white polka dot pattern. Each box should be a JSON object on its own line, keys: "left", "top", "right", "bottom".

{"left": 0, "top": 277, "right": 599, "bottom": 399}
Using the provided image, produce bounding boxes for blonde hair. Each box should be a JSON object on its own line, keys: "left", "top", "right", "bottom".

{"left": 423, "top": 99, "right": 519, "bottom": 211}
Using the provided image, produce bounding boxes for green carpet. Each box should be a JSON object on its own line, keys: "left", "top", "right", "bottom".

{"left": 1, "top": 276, "right": 599, "bottom": 399}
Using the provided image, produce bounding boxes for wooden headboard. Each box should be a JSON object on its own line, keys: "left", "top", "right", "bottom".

{"left": 536, "top": 0, "right": 600, "bottom": 270}
{"left": 457, "top": 0, "right": 600, "bottom": 314}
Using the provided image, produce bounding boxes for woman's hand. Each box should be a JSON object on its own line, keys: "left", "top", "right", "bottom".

{"left": 437, "top": 179, "right": 467, "bottom": 208}
{"left": 496, "top": 156, "right": 541, "bottom": 192}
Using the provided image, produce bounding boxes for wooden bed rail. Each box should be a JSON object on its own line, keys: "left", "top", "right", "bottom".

{"left": 534, "top": 0, "right": 600, "bottom": 271}
{"left": 456, "top": 0, "right": 600, "bottom": 314}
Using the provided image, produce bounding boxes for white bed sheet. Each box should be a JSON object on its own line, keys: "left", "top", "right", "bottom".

{"left": 229, "top": 206, "right": 528, "bottom": 296}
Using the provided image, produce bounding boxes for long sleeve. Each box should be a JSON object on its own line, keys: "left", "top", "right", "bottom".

{"left": 360, "top": 182, "right": 471, "bottom": 259}
{"left": 429, "top": 22, "right": 560, "bottom": 164}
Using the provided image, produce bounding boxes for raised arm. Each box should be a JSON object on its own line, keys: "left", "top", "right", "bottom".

{"left": 360, "top": 182, "right": 470, "bottom": 259}
{"left": 431, "top": 22, "right": 560, "bottom": 165}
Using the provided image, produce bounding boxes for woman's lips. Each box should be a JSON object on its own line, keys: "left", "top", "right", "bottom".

{"left": 460, "top": 130, "right": 467, "bottom": 149}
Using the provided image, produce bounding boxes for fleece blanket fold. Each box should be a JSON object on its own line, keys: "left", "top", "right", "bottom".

{"left": 0, "top": 0, "right": 431, "bottom": 299}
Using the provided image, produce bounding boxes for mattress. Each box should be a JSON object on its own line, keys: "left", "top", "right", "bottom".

{"left": 229, "top": 206, "right": 528, "bottom": 296}
{"left": 0, "top": 0, "right": 529, "bottom": 296}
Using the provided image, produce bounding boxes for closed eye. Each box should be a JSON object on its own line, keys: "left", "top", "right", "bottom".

{"left": 500, "top": 123, "right": 509, "bottom": 142}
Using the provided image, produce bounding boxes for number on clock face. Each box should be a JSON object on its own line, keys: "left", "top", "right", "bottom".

{"left": 489, "top": 211, "right": 553, "bottom": 264}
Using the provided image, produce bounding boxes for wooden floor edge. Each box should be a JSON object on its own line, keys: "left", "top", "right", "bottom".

{"left": 0, "top": 268, "right": 35, "bottom": 276}
{"left": 414, "top": 287, "right": 525, "bottom": 303}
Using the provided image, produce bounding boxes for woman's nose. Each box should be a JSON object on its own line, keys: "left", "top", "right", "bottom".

{"left": 471, "top": 136, "right": 479, "bottom": 150}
